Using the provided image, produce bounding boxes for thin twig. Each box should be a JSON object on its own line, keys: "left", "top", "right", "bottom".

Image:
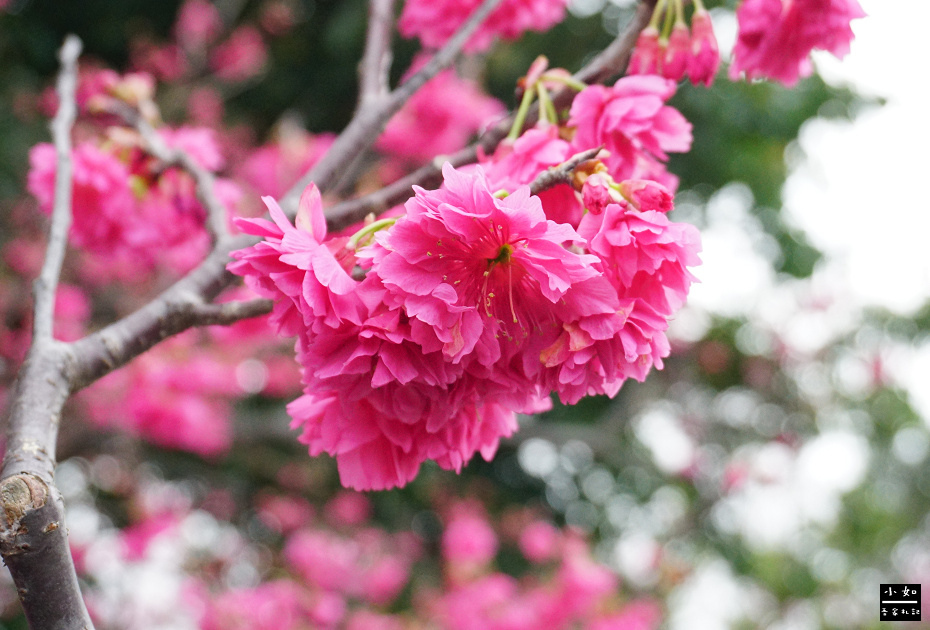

{"left": 279, "top": 0, "right": 505, "bottom": 214}
{"left": 187, "top": 298, "right": 274, "bottom": 327}
{"left": 111, "top": 102, "right": 231, "bottom": 245}
{"left": 32, "top": 35, "right": 82, "bottom": 343}
{"left": 529, "top": 146, "right": 603, "bottom": 196}
{"left": 358, "top": 0, "right": 396, "bottom": 111}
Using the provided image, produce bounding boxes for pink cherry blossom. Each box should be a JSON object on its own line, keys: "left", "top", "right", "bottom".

{"left": 442, "top": 508, "right": 498, "bottom": 568}
{"left": 519, "top": 520, "right": 560, "bottom": 562}
{"left": 230, "top": 165, "right": 700, "bottom": 489}
{"left": 576, "top": 202, "right": 701, "bottom": 381}
{"left": 324, "top": 491, "right": 373, "bottom": 527}
{"left": 618, "top": 179, "right": 673, "bottom": 213}
{"left": 730, "top": 0, "right": 866, "bottom": 86}
{"left": 481, "top": 125, "right": 582, "bottom": 226}
{"left": 581, "top": 172, "right": 617, "bottom": 215}
{"left": 27, "top": 142, "right": 135, "bottom": 255}
{"left": 569, "top": 75, "right": 692, "bottom": 184}
{"left": 371, "top": 163, "right": 604, "bottom": 365}
{"left": 398, "top": 0, "right": 568, "bottom": 53}
{"left": 210, "top": 26, "right": 268, "bottom": 82}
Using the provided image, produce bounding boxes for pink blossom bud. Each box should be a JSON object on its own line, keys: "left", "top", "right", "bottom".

{"left": 662, "top": 23, "right": 691, "bottom": 82}
{"left": 689, "top": 9, "right": 720, "bottom": 86}
{"left": 582, "top": 173, "right": 615, "bottom": 215}
{"left": 618, "top": 179, "right": 674, "bottom": 213}
{"left": 522, "top": 55, "right": 550, "bottom": 89}
{"left": 628, "top": 26, "right": 660, "bottom": 75}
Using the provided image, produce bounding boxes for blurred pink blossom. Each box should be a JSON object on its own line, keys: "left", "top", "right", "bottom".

{"left": 730, "top": 0, "right": 866, "bottom": 86}
{"left": 399, "top": 0, "right": 568, "bottom": 53}
{"left": 210, "top": 26, "right": 268, "bottom": 82}
{"left": 175, "top": 0, "right": 223, "bottom": 51}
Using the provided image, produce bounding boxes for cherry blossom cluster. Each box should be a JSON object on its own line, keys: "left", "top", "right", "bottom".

{"left": 629, "top": 0, "right": 865, "bottom": 89}
{"left": 231, "top": 67, "right": 700, "bottom": 490}
{"left": 628, "top": 0, "right": 720, "bottom": 86}
{"left": 26, "top": 119, "right": 233, "bottom": 282}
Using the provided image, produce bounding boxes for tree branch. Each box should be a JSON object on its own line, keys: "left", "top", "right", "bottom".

{"left": 529, "top": 147, "right": 603, "bottom": 196}
{"left": 1, "top": 35, "right": 95, "bottom": 630}
{"left": 186, "top": 297, "right": 273, "bottom": 327}
{"left": 278, "top": 0, "right": 505, "bottom": 214}
{"left": 358, "top": 0, "right": 395, "bottom": 111}
{"left": 32, "top": 35, "right": 81, "bottom": 343}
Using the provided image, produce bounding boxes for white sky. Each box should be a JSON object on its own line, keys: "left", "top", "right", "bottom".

{"left": 664, "top": 6, "right": 930, "bottom": 626}
{"left": 789, "top": 0, "right": 930, "bottom": 313}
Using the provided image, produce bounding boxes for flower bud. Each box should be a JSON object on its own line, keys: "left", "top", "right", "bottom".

{"left": 618, "top": 179, "right": 674, "bottom": 213}
{"left": 662, "top": 23, "right": 691, "bottom": 82}
{"left": 628, "top": 26, "right": 660, "bottom": 75}
{"left": 689, "top": 9, "right": 720, "bottom": 86}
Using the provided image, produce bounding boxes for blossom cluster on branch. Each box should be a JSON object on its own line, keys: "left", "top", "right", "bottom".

{"left": 231, "top": 69, "right": 701, "bottom": 490}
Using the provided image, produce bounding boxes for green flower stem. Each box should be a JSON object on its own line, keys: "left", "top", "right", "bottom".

{"left": 537, "top": 82, "right": 557, "bottom": 126}
{"left": 649, "top": 0, "right": 667, "bottom": 30}
{"left": 672, "top": 0, "right": 685, "bottom": 25}
{"left": 507, "top": 85, "right": 537, "bottom": 141}
{"left": 348, "top": 216, "right": 398, "bottom": 250}
{"left": 539, "top": 73, "right": 588, "bottom": 92}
